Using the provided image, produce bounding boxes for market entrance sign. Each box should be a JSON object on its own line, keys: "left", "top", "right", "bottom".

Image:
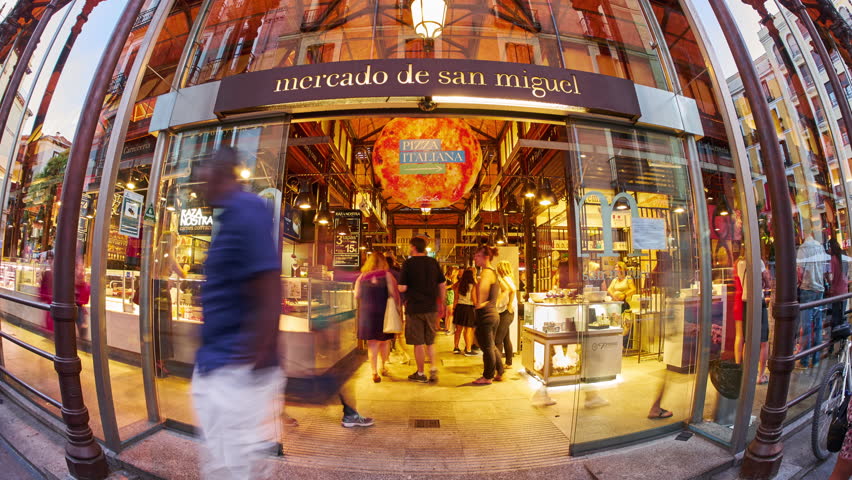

{"left": 215, "top": 59, "right": 641, "bottom": 118}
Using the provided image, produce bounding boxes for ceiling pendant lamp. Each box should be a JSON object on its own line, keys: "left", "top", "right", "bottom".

{"left": 523, "top": 180, "right": 537, "bottom": 199}
{"left": 335, "top": 221, "right": 350, "bottom": 236}
{"left": 495, "top": 228, "right": 508, "bottom": 245}
{"left": 537, "top": 179, "right": 556, "bottom": 206}
{"left": 505, "top": 195, "right": 521, "bottom": 214}
{"left": 411, "top": 0, "right": 448, "bottom": 39}
{"left": 295, "top": 181, "right": 314, "bottom": 210}
{"left": 314, "top": 202, "right": 332, "bottom": 226}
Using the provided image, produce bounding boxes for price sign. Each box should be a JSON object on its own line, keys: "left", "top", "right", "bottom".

{"left": 333, "top": 210, "right": 362, "bottom": 268}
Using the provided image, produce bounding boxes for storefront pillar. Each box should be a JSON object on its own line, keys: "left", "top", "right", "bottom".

{"left": 53, "top": 0, "right": 146, "bottom": 476}
{"left": 707, "top": 0, "right": 798, "bottom": 477}
{"left": 138, "top": 134, "right": 170, "bottom": 424}
{"left": 0, "top": 0, "right": 61, "bottom": 167}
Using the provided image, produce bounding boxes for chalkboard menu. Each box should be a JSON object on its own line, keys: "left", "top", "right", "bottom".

{"left": 333, "top": 210, "right": 361, "bottom": 268}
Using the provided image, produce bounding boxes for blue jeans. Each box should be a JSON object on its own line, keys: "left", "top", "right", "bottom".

{"left": 798, "top": 289, "right": 824, "bottom": 366}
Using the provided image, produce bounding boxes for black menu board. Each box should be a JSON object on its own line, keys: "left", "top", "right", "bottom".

{"left": 332, "top": 210, "right": 361, "bottom": 268}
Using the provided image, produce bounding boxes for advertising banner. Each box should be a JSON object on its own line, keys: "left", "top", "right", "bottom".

{"left": 118, "top": 190, "right": 143, "bottom": 238}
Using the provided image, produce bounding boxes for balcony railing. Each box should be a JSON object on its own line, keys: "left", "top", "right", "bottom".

{"left": 131, "top": 5, "right": 157, "bottom": 32}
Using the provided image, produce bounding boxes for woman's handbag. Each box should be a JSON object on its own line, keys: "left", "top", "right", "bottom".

{"left": 383, "top": 272, "right": 403, "bottom": 334}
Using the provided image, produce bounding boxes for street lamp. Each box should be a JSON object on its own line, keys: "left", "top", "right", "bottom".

{"left": 411, "top": 0, "right": 447, "bottom": 39}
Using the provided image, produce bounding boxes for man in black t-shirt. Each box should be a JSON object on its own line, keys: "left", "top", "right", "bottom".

{"left": 399, "top": 237, "right": 446, "bottom": 383}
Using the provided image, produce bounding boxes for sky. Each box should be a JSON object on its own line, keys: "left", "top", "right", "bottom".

{"left": 690, "top": 0, "right": 776, "bottom": 79}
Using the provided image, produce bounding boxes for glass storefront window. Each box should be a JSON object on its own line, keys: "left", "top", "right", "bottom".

{"left": 181, "top": 0, "right": 666, "bottom": 89}
{"left": 154, "top": 121, "right": 287, "bottom": 426}
{"left": 0, "top": 0, "right": 128, "bottom": 440}
{"left": 561, "top": 123, "right": 697, "bottom": 450}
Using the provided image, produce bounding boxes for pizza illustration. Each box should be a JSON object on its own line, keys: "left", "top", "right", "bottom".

{"left": 373, "top": 118, "right": 482, "bottom": 209}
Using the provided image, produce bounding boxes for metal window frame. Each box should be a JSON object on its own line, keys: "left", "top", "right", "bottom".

{"left": 87, "top": 0, "right": 176, "bottom": 451}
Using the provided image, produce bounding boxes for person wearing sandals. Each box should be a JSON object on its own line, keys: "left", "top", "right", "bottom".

{"left": 495, "top": 261, "right": 517, "bottom": 368}
{"left": 355, "top": 252, "right": 400, "bottom": 383}
{"left": 472, "top": 245, "right": 505, "bottom": 385}
{"left": 453, "top": 268, "right": 477, "bottom": 355}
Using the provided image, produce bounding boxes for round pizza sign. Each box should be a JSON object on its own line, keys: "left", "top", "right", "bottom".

{"left": 372, "top": 118, "right": 482, "bottom": 209}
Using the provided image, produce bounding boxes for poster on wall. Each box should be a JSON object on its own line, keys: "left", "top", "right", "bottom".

{"left": 373, "top": 118, "right": 483, "bottom": 210}
{"left": 333, "top": 210, "right": 361, "bottom": 268}
{"left": 631, "top": 217, "right": 667, "bottom": 251}
{"left": 282, "top": 204, "right": 302, "bottom": 241}
{"left": 118, "top": 190, "right": 143, "bottom": 238}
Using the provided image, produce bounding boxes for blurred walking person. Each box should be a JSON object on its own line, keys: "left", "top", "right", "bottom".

{"left": 495, "top": 260, "right": 517, "bottom": 367}
{"left": 355, "top": 252, "right": 400, "bottom": 383}
{"left": 399, "top": 237, "right": 445, "bottom": 383}
{"left": 453, "top": 268, "right": 477, "bottom": 355}
{"left": 472, "top": 245, "right": 505, "bottom": 384}
{"left": 192, "top": 147, "right": 284, "bottom": 479}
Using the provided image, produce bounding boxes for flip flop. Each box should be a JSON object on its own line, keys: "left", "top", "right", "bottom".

{"left": 648, "top": 408, "right": 673, "bottom": 420}
{"left": 472, "top": 377, "right": 492, "bottom": 385}
{"left": 757, "top": 375, "right": 769, "bottom": 385}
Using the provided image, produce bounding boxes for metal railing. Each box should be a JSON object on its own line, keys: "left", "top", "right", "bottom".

{"left": 0, "top": 290, "right": 62, "bottom": 409}
{"left": 784, "top": 291, "right": 852, "bottom": 409}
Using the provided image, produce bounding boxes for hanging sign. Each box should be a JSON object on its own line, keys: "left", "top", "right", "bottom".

{"left": 143, "top": 202, "right": 156, "bottom": 226}
{"left": 118, "top": 190, "right": 143, "bottom": 238}
{"left": 78, "top": 194, "right": 91, "bottom": 242}
{"left": 333, "top": 210, "right": 361, "bottom": 268}
{"left": 374, "top": 118, "right": 482, "bottom": 209}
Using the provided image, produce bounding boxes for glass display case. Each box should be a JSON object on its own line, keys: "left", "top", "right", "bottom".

{"left": 104, "top": 269, "right": 140, "bottom": 314}
{"left": 0, "top": 259, "right": 48, "bottom": 297}
{"left": 281, "top": 277, "right": 355, "bottom": 331}
{"left": 522, "top": 300, "right": 624, "bottom": 385}
{"left": 280, "top": 276, "right": 357, "bottom": 378}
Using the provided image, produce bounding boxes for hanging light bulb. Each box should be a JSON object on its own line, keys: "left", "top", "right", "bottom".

{"left": 537, "top": 179, "right": 556, "bottom": 206}
{"left": 523, "top": 180, "right": 537, "bottom": 199}
{"left": 616, "top": 202, "right": 629, "bottom": 211}
{"left": 126, "top": 180, "right": 136, "bottom": 190}
{"left": 673, "top": 207, "right": 685, "bottom": 214}
{"left": 295, "top": 181, "right": 314, "bottom": 210}
{"left": 240, "top": 168, "right": 251, "bottom": 179}
{"left": 411, "top": 0, "right": 447, "bottom": 39}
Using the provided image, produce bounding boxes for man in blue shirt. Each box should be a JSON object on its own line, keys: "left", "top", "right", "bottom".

{"left": 192, "top": 147, "right": 283, "bottom": 479}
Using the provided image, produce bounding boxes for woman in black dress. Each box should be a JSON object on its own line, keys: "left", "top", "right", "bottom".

{"left": 355, "top": 252, "right": 401, "bottom": 383}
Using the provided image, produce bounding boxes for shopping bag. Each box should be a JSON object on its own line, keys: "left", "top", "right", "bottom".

{"left": 383, "top": 296, "right": 402, "bottom": 334}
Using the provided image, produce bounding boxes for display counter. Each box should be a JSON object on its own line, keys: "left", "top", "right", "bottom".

{"left": 0, "top": 260, "right": 357, "bottom": 379}
{"left": 521, "top": 300, "right": 624, "bottom": 385}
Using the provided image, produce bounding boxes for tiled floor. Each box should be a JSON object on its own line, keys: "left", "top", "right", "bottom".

{"left": 0, "top": 321, "right": 767, "bottom": 473}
